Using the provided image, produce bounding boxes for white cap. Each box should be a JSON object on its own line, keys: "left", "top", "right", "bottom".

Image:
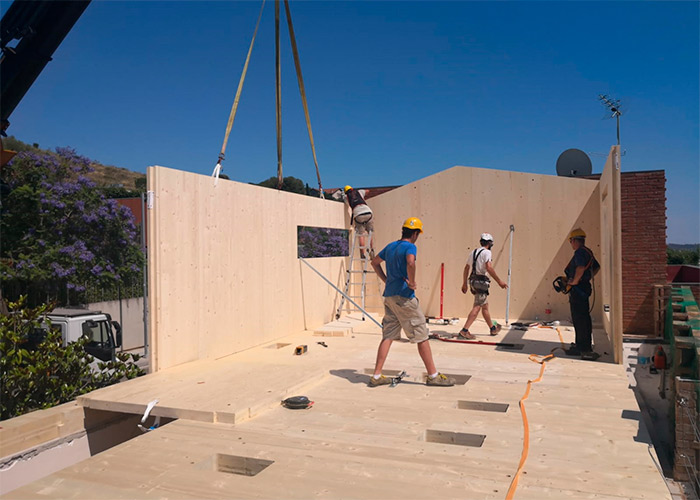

{"left": 480, "top": 233, "right": 494, "bottom": 242}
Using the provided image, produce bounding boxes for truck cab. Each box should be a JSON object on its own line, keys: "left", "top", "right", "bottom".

{"left": 46, "top": 308, "right": 122, "bottom": 362}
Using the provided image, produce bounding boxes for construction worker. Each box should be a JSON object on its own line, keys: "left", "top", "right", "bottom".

{"left": 369, "top": 217, "right": 455, "bottom": 387}
{"left": 343, "top": 185, "right": 374, "bottom": 259}
{"left": 563, "top": 228, "right": 600, "bottom": 361}
{"left": 459, "top": 233, "right": 507, "bottom": 339}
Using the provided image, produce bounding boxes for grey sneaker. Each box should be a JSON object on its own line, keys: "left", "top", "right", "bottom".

{"left": 426, "top": 373, "right": 455, "bottom": 386}
{"left": 368, "top": 375, "right": 392, "bottom": 387}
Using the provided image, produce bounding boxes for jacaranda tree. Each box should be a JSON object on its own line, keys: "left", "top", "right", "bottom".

{"left": 0, "top": 147, "right": 144, "bottom": 306}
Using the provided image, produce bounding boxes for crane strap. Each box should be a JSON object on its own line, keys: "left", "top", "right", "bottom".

{"left": 275, "top": 0, "right": 283, "bottom": 189}
{"left": 283, "top": 0, "right": 324, "bottom": 198}
{"left": 213, "top": 0, "right": 266, "bottom": 184}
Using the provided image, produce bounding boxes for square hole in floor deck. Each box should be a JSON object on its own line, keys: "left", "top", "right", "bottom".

{"left": 266, "top": 343, "right": 291, "bottom": 349}
{"left": 197, "top": 454, "right": 274, "bottom": 476}
{"left": 421, "top": 373, "right": 470, "bottom": 385}
{"left": 458, "top": 401, "right": 509, "bottom": 412}
{"left": 424, "top": 430, "right": 485, "bottom": 447}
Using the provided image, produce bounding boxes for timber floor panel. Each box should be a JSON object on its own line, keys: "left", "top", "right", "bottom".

{"left": 6, "top": 318, "right": 670, "bottom": 499}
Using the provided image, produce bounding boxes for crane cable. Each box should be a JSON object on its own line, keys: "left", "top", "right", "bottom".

{"left": 212, "top": 0, "right": 266, "bottom": 185}
{"left": 505, "top": 327, "right": 567, "bottom": 500}
{"left": 283, "top": 0, "right": 324, "bottom": 198}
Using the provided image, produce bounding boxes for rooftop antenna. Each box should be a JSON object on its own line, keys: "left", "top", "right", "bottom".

{"left": 598, "top": 94, "right": 623, "bottom": 146}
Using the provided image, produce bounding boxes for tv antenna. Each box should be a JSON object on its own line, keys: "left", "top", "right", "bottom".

{"left": 598, "top": 94, "right": 623, "bottom": 146}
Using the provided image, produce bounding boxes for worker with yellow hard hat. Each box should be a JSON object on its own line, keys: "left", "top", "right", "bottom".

{"left": 562, "top": 227, "right": 600, "bottom": 361}
{"left": 367, "top": 217, "right": 455, "bottom": 388}
{"left": 342, "top": 185, "right": 374, "bottom": 259}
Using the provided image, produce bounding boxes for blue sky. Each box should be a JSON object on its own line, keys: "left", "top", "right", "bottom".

{"left": 4, "top": 1, "right": 699, "bottom": 243}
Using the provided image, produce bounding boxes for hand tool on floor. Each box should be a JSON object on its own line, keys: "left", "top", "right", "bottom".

{"left": 281, "top": 396, "right": 314, "bottom": 409}
{"left": 390, "top": 370, "right": 407, "bottom": 387}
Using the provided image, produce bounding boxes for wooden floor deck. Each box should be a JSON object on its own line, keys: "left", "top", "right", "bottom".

{"left": 6, "top": 317, "right": 671, "bottom": 499}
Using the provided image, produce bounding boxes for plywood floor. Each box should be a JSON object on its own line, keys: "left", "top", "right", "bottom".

{"left": 6, "top": 317, "right": 671, "bottom": 500}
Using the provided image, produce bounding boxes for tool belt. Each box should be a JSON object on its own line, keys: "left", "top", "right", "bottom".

{"left": 470, "top": 274, "right": 490, "bottom": 294}
{"left": 469, "top": 248, "right": 490, "bottom": 294}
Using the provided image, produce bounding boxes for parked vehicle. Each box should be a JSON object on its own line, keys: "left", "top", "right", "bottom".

{"left": 44, "top": 308, "right": 122, "bottom": 362}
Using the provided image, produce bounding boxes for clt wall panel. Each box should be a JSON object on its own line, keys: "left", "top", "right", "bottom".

{"left": 366, "top": 166, "right": 603, "bottom": 328}
{"left": 147, "top": 167, "right": 346, "bottom": 372}
{"left": 599, "top": 147, "right": 624, "bottom": 362}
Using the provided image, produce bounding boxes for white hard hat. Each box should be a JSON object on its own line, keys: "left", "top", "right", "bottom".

{"left": 480, "top": 233, "right": 494, "bottom": 242}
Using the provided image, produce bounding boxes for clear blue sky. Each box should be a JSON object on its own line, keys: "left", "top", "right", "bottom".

{"left": 4, "top": 1, "right": 699, "bottom": 243}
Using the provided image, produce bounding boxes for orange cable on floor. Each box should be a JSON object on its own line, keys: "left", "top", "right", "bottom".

{"left": 505, "top": 327, "right": 568, "bottom": 499}
{"left": 505, "top": 352, "right": 554, "bottom": 499}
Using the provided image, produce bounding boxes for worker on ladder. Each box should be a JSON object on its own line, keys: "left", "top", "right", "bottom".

{"left": 344, "top": 185, "right": 374, "bottom": 260}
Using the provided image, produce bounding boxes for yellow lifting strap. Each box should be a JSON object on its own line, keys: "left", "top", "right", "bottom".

{"left": 283, "top": 0, "right": 324, "bottom": 199}
{"left": 213, "top": 0, "right": 266, "bottom": 184}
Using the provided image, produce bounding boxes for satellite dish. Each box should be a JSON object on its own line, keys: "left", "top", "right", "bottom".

{"left": 556, "top": 149, "right": 592, "bottom": 177}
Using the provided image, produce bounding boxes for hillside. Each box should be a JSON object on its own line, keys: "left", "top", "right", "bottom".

{"left": 2, "top": 136, "right": 145, "bottom": 190}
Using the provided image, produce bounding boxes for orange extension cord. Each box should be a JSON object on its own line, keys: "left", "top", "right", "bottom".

{"left": 505, "top": 327, "right": 566, "bottom": 500}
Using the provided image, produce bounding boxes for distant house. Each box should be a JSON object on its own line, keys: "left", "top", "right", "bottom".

{"left": 668, "top": 264, "right": 700, "bottom": 300}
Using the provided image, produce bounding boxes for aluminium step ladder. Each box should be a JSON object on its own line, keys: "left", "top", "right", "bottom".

{"left": 336, "top": 230, "right": 378, "bottom": 320}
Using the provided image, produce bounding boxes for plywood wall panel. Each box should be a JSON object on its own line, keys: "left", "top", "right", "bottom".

{"left": 367, "top": 166, "right": 603, "bottom": 327}
{"left": 147, "top": 167, "right": 346, "bottom": 371}
{"left": 598, "top": 147, "right": 624, "bottom": 362}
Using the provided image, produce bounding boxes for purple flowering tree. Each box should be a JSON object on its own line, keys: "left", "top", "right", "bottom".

{"left": 1, "top": 147, "right": 144, "bottom": 306}
{"left": 298, "top": 226, "right": 349, "bottom": 258}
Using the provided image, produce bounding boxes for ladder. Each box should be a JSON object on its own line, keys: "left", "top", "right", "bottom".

{"left": 336, "top": 230, "right": 377, "bottom": 320}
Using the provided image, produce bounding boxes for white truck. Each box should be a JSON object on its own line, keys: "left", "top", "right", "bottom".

{"left": 45, "top": 308, "right": 123, "bottom": 362}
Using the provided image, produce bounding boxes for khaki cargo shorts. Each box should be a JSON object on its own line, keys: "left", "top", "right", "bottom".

{"left": 354, "top": 219, "right": 374, "bottom": 235}
{"left": 382, "top": 295, "right": 429, "bottom": 343}
{"left": 473, "top": 292, "right": 488, "bottom": 306}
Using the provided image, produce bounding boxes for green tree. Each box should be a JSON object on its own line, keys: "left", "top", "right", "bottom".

{"left": 0, "top": 297, "right": 144, "bottom": 420}
{"left": 667, "top": 247, "right": 700, "bottom": 265}
{"left": 0, "top": 147, "right": 144, "bottom": 306}
{"left": 257, "top": 176, "right": 306, "bottom": 194}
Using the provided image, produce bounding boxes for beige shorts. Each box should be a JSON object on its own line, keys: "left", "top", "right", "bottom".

{"left": 382, "top": 295, "right": 429, "bottom": 343}
{"left": 473, "top": 293, "right": 488, "bottom": 306}
{"left": 354, "top": 219, "right": 374, "bottom": 235}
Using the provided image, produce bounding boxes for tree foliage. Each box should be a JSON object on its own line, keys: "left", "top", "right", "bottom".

{"left": 0, "top": 147, "right": 144, "bottom": 306}
{"left": 667, "top": 246, "right": 700, "bottom": 266}
{"left": 1, "top": 297, "right": 144, "bottom": 420}
{"left": 257, "top": 175, "right": 306, "bottom": 194}
{"left": 298, "top": 227, "right": 349, "bottom": 258}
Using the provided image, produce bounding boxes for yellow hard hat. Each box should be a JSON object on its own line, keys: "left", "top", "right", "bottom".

{"left": 569, "top": 228, "right": 586, "bottom": 240}
{"left": 402, "top": 217, "right": 423, "bottom": 233}
{"left": 344, "top": 185, "right": 352, "bottom": 193}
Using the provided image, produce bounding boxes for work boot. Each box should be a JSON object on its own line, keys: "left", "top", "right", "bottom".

{"left": 564, "top": 343, "right": 581, "bottom": 356}
{"left": 580, "top": 351, "right": 601, "bottom": 361}
{"left": 368, "top": 375, "right": 392, "bottom": 387}
{"left": 426, "top": 373, "right": 455, "bottom": 386}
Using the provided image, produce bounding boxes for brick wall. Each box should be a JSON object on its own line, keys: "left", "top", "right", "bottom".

{"left": 620, "top": 171, "right": 668, "bottom": 334}
{"left": 586, "top": 170, "right": 667, "bottom": 335}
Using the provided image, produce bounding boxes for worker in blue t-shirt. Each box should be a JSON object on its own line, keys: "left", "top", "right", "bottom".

{"left": 367, "top": 217, "right": 455, "bottom": 387}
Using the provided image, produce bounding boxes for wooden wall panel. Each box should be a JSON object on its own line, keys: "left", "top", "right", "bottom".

{"left": 599, "top": 147, "right": 624, "bottom": 362}
{"left": 366, "top": 166, "right": 604, "bottom": 329}
{"left": 147, "top": 167, "right": 346, "bottom": 371}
